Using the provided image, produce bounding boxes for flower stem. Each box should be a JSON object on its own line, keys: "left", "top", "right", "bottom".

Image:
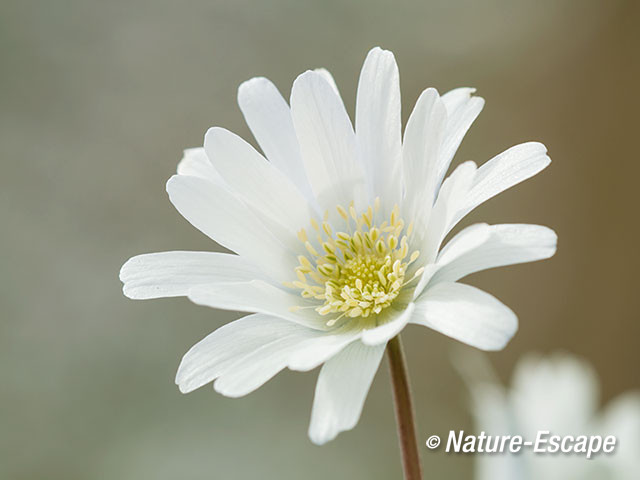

{"left": 387, "top": 334, "right": 422, "bottom": 480}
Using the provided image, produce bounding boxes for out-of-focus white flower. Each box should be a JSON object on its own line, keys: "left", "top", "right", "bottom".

{"left": 120, "top": 47, "right": 556, "bottom": 444}
{"left": 463, "top": 353, "right": 640, "bottom": 480}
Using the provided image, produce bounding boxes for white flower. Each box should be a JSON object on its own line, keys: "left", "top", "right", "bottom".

{"left": 120, "top": 47, "right": 557, "bottom": 445}
{"left": 464, "top": 353, "right": 640, "bottom": 480}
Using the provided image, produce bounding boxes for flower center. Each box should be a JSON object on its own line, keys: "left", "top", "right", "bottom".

{"left": 288, "top": 199, "right": 423, "bottom": 326}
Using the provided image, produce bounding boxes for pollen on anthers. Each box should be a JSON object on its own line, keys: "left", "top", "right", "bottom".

{"left": 285, "top": 198, "right": 424, "bottom": 327}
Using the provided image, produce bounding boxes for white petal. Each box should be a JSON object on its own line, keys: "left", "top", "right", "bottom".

{"left": 166, "top": 174, "right": 294, "bottom": 279}
{"left": 177, "top": 313, "right": 358, "bottom": 399}
{"left": 361, "top": 303, "right": 415, "bottom": 346}
{"left": 413, "top": 162, "right": 478, "bottom": 298}
{"left": 470, "top": 387, "right": 519, "bottom": 480}
{"left": 290, "top": 70, "right": 366, "bottom": 212}
{"left": 422, "top": 161, "right": 477, "bottom": 261}
{"left": 355, "top": 47, "right": 402, "bottom": 210}
{"left": 455, "top": 142, "right": 551, "bottom": 224}
{"left": 436, "top": 88, "right": 485, "bottom": 188}
{"left": 214, "top": 329, "right": 360, "bottom": 397}
{"left": 431, "top": 224, "right": 557, "bottom": 284}
{"left": 187, "top": 280, "right": 326, "bottom": 330}
{"left": 204, "top": 127, "right": 314, "bottom": 244}
{"left": 435, "top": 222, "right": 491, "bottom": 266}
{"left": 287, "top": 328, "right": 361, "bottom": 371}
{"left": 440, "top": 87, "right": 482, "bottom": 117}
{"left": 454, "top": 351, "right": 520, "bottom": 480}
{"left": 120, "top": 251, "right": 265, "bottom": 299}
{"left": 313, "top": 68, "right": 340, "bottom": 96}
{"left": 175, "top": 314, "right": 310, "bottom": 393}
{"left": 308, "top": 341, "right": 386, "bottom": 445}
{"left": 413, "top": 223, "right": 490, "bottom": 299}
{"left": 411, "top": 282, "right": 517, "bottom": 351}
{"left": 511, "top": 354, "right": 599, "bottom": 436}
{"left": 176, "top": 147, "right": 222, "bottom": 183}
{"left": 596, "top": 392, "right": 640, "bottom": 473}
{"left": 402, "top": 88, "right": 447, "bottom": 222}
{"left": 237, "top": 77, "right": 314, "bottom": 200}
{"left": 213, "top": 330, "right": 317, "bottom": 398}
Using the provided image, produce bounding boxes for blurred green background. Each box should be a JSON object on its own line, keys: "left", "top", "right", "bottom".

{"left": 2, "top": 0, "right": 639, "bottom": 478}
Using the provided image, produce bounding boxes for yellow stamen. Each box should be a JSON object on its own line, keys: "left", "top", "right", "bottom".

{"left": 289, "top": 202, "right": 420, "bottom": 324}
{"left": 336, "top": 205, "right": 349, "bottom": 221}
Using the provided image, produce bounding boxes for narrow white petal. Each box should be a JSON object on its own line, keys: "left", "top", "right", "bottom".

{"left": 432, "top": 224, "right": 557, "bottom": 284}
{"left": 176, "top": 147, "right": 222, "bottom": 183}
{"left": 356, "top": 47, "right": 402, "bottom": 210}
{"left": 237, "top": 77, "right": 314, "bottom": 200}
{"left": 412, "top": 282, "right": 517, "bottom": 351}
{"left": 287, "top": 328, "right": 361, "bottom": 371}
{"left": 413, "top": 163, "right": 478, "bottom": 298}
{"left": 313, "top": 68, "right": 340, "bottom": 96}
{"left": 177, "top": 313, "right": 357, "bottom": 399}
{"left": 422, "top": 161, "right": 477, "bottom": 262}
{"left": 441, "top": 87, "right": 481, "bottom": 115}
{"left": 187, "top": 280, "right": 326, "bottom": 330}
{"left": 204, "top": 127, "right": 314, "bottom": 244}
{"left": 213, "top": 329, "right": 358, "bottom": 398}
{"left": 175, "top": 314, "right": 311, "bottom": 393}
{"left": 290, "top": 70, "right": 366, "bottom": 212}
{"left": 213, "top": 328, "right": 359, "bottom": 398}
{"left": 435, "top": 223, "right": 491, "bottom": 266}
{"left": 361, "top": 303, "right": 415, "bottom": 346}
{"left": 308, "top": 341, "right": 386, "bottom": 445}
{"left": 455, "top": 142, "right": 551, "bottom": 224}
{"left": 402, "top": 88, "right": 447, "bottom": 221}
{"left": 166, "top": 174, "right": 294, "bottom": 279}
{"left": 213, "top": 332, "right": 315, "bottom": 398}
{"left": 436, "top": 88, "right": 485, "bottom": 188}
{"left": 413, "top": 223, "right": 490, "bottom": 299}
{"left": 120, "top": 251, "right": 265, "bottom": 299}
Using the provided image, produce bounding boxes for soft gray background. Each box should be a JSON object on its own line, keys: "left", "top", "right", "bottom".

{"left": 2, "top": 0, "right": 639, "bottom": 478}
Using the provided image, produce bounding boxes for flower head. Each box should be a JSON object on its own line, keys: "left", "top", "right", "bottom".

{"left": 462, "top": 353, "right": 640, "bottom": 480}
{"left": 120, "top": 47, "right": 557, "bottom": 444}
